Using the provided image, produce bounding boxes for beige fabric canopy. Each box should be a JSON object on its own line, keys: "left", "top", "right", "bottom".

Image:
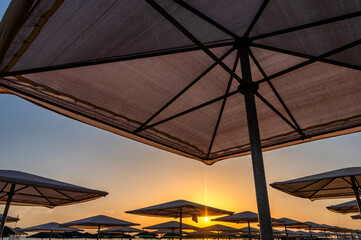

{"left": 126, "top": 200, "right": 232, "bottom": 240}
{"left": 0, "top": 169, "right": 108, "bottom": 208}
{"left": 0, "top": 169, "right": 107, "bottom": 238}
{"left": 327, "top": 200, "right": 358, "bottom": 214}
{"left": 0, "top": 0, "right": 360, "bottom": 164}
{"left": 270, "top": 167, "right": 361, "bottom": 200}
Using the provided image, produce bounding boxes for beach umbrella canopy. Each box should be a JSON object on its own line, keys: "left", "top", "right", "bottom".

{"left": 272, "top": 218, "right": 309, "bottom": 228}
{"left": 144, "top": 221, "right": 198, "bottom": 240}
{"left": 2, "top": 226, "right": 26, "bottom": 237}
{"left": 212, "top": 211, "right": 276, "bottom": 240}
{"left": 61, "top": 215, "right": 139, "bottom": 240}
{"left": 270, "top": 167, "right": 361, "bottom": 215}
{"left": 144, "top": 221, "right": 198, "bottom": 231}
{"left": 201, "top": 224, "right": 239, "bottom": 233}
{"left": 22, "top": 222, "right": 82, "bottom": 240}
{"left": 133, "top": 231, "right": 159, "bottom": 239}
{"left": 101, "top": 226, "right": 142, "bottom": 233}
{"left": 240, "top": 227, "right": 259, "bottom": 233}
{"left": 22, "top": 222, "right": 82, "bottom": 232}
{"left": 0, "top": 170, "right": 107, "bottom": 238}
{"left": 186, "top": 230, "right": 217, "bottom": 238}
{"left": 0, "top": 214, "right": 19, "bottom": 223}
{"left": 272, "top": 218, "right": 310, "bottom": 240}
{"left": 126, "top": 200, "right": 233, "bottom": 218}
{"left": 152, "top": 230, "right": 187, "bottom": 235}
{"left": 126, "top": 200, "right": 232, "bottom": 240}
{"left": 327, "top": 200, "right": 358, "bottom": 214}
{"left": 2, "top": 1, "right": 361, "bottom": 240}
{"left": 201, "top": 224, "right": 239, "bottom": 240}
{"left": 303, "top": 221, "right": 329, "bottom": 230}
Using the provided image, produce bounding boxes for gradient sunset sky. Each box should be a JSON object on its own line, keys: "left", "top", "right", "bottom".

{"left": 1, "top": 1, "right": 361, "bottom": 233}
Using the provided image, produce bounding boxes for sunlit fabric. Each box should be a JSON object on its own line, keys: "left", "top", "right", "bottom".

{"left": 21, "top": 222, "right": 82, "bottom": 233}
{"left": 0, "top": 169, "right": 107, "bottom": 208}
{"left": 270, "top": 167, "right": 361, "bottom": 200}
{"left": 126, "top": 199, "right": 233, "bottom": 218}
{"left": 327, "top": 200, "right": 358, "bottom": 214}
{"left": 61, "top": 215, "right": 139, "bottom": 229}
{"left": 144, "top": 221, "right": 198, "bottom": 230}
{"left": 0, "top": 0, "right": 361, "bottom": 164}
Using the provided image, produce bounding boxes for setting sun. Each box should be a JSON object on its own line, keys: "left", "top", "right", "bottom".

{"left": 205, "top": 217, "right": 209, "bottom": 222}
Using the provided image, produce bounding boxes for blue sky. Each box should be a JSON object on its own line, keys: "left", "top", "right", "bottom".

{"left": 0, "top": 0, "right": 361, "bottom": 232}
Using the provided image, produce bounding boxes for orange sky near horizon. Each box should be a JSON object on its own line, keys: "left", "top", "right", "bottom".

{"left": 1, "top": 93, "right": 361, "bottom": 233}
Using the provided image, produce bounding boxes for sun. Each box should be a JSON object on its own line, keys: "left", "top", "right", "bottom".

{"left": 205, "top": 217, "right": 209, "bottom": 222}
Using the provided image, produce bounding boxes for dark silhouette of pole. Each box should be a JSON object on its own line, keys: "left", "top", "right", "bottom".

{"left": 239, "top": 40, "right": 274, "bottom": 240}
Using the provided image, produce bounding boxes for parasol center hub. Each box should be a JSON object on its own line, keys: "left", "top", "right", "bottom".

{"left": 238, "top": 82, "right": 258, "bottom": 94}
{"left": 234, "top": 37, "right": 251, "bottom": 48}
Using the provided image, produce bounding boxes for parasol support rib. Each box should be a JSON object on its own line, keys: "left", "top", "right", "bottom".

{"left": 255, "top": 38, "right": 361, "bottom": 85}
{"left": 351, "top": 176, "right": 361, "bottom": 215}
{"left": 252, "top": 10, "right": 361, "bottom": 41}
{"left": 0, "top": 184, "right": 15, "bottom": 238}
{"left": 173, "top": 0, "right": 238, "bottom": 39}
{"left": 249, "top": 50, "right": 306, "bottom": 138}
{"left": 251, "top": 43, "right": 361, "bottom": 72}
{"left": 1, "top": 42, "right": 234, "bottom": 77}
{"left": 244, "top": 0, "right": 270, "bottom": 38}
{"left": 145, "top": 0, "right": 245, "bottom": 85}
{"left": 207, "top": 51, "right": 239, "bottom": 157}
{"left": 134, "top": 47, "right": 235, "bottom": 133}
{"left": 238, "top": 41, "right": 273, "bottom": 240}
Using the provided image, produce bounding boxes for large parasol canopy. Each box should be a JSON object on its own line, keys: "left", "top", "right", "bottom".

{"left": 21, "top": 222, "right": 82, "bottom": 240}
{"left": 201, "top": 224, "right": 240, "bottom": 239}
{"left": 143, "top": 221, "right": 198, "bottom": 240}
{"left": 1, "top": 1, "right": 361, "bottom": 239}
{"left": 270, "top": 167, "right": 361, "bottom": 215}
{"left": 61, "top": 215, "right": 139, "bottom": 240}
{"left": 327, "top": 200, "right": 358, "bottom": 214}
{"left": 0, "top": 170, "right": 107, "bottom": 238}
{"left": 126, "top": 200, "right": 232, "bottom": 240}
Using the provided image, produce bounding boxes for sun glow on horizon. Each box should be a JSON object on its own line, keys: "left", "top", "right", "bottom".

{"left": 205, "top": 216, "right": 209, "bottom": 222}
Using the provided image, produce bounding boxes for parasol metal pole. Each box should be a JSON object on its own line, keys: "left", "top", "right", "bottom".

{"left": 350, "top": 176, "right": 361, "bottom": 215}
{"left": 309, "top": 227, "right": 313, "bottom": 239}
{"left": 239, "top": 39, "right": 273, "bottom": 240}
{"left": 248, "top": 220, "right": 251, "bottom": 240}
{"left": 96, "top": 225, "right": 101, "bottom": 240}
{"left": 284, "top": 225, "right": 288, "bottom": 240}
{"left": 0, "top": 184, "right": 16, "bottom": 238}
{"left": 49, "top": 231, "right": 53, "bottom": 240}
{"left": 179, "top": 207, "right": 183, "bottom": 240}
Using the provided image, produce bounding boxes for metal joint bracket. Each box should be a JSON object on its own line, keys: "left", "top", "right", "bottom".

{"left": 234, "top": 37, "right": 252, "bottom": 49}
{"left": 238, "top": 82, "right": 259, "bottom": 95}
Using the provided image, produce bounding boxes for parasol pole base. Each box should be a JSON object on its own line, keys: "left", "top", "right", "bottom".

{"left": 0, "top": 184, "right": 15, "bottom": 238}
